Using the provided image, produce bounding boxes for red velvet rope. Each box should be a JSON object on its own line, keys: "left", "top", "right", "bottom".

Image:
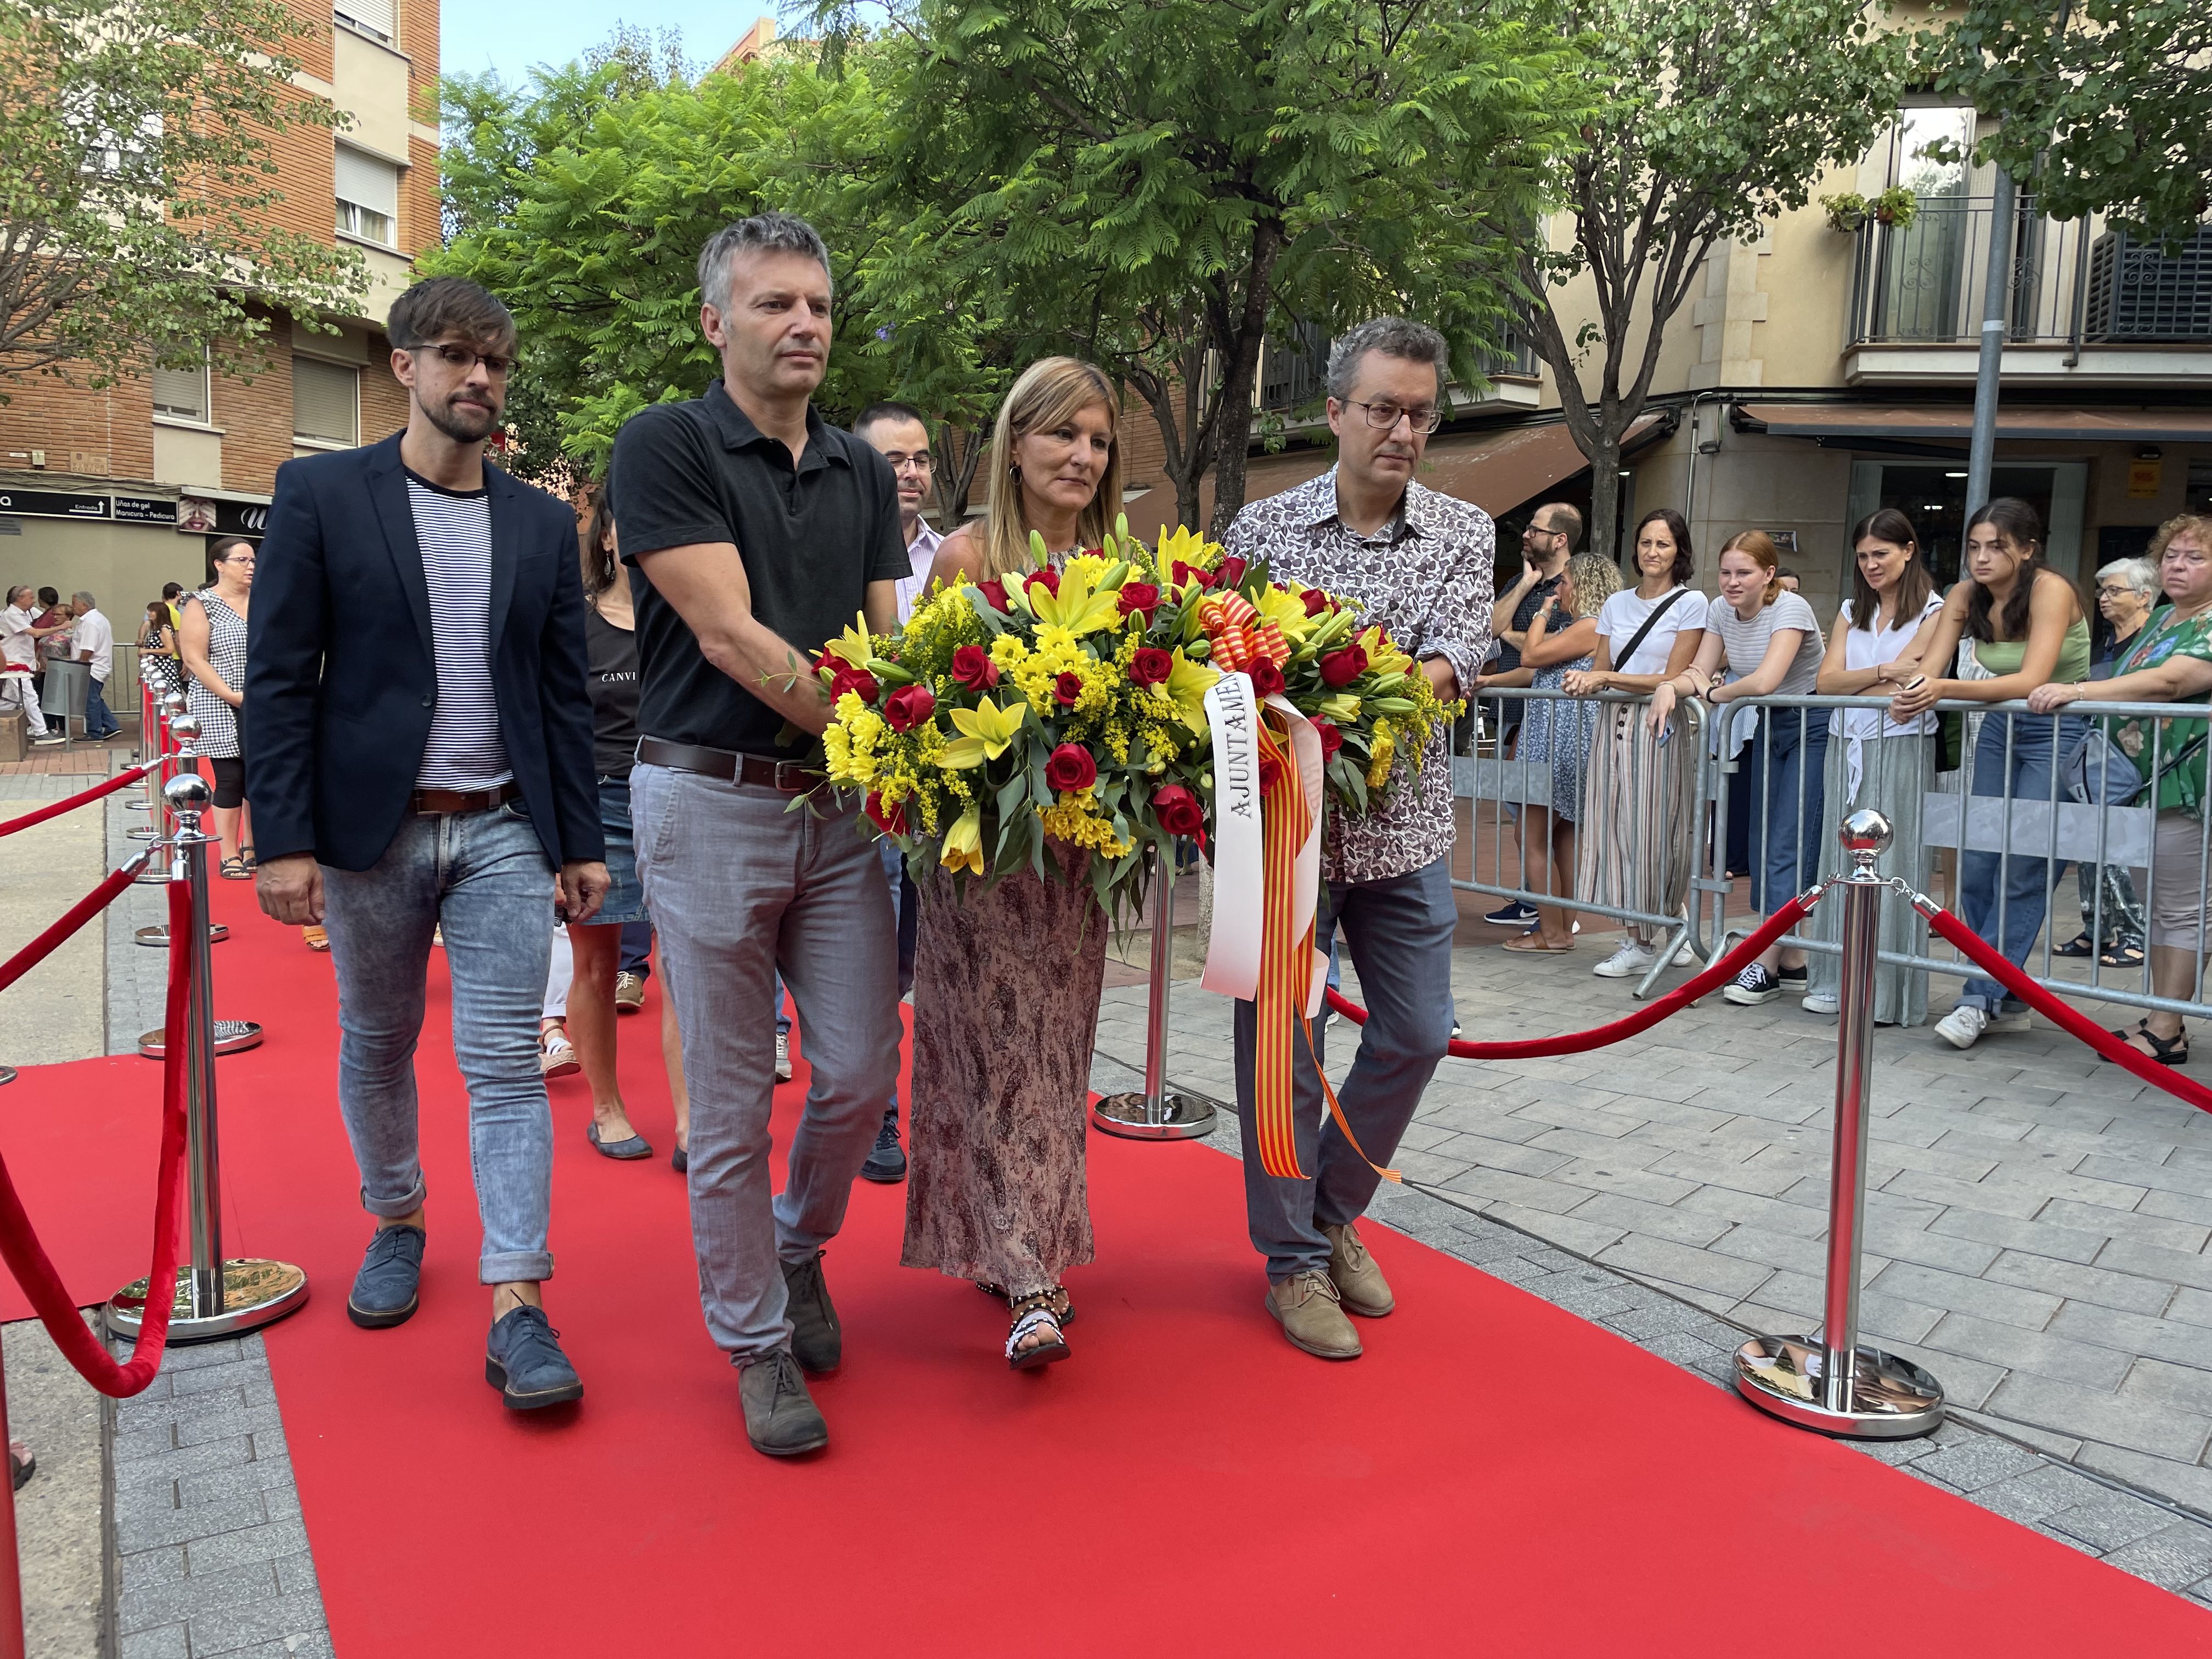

{"left": 0, "top": 879, "right": 190, "bottom": 1396}
{"left": 1923, "top": 906, "right": 2212, "bottom": 1114}
{"left": 0, "top": 855, "right": 153, "bottom": 1000}
{"left": 0, "top": 763, "right": 154, "bottom": 840}
{"left": 1325, "top": 896, "right": 1817, "bottom": 1060}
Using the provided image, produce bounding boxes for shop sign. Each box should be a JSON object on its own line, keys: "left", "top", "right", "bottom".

{"left": 0, "top": 488, "right": 110, "bottom": 521}
{"left": 111, "top": 495, "right": 178, "bottom": 525}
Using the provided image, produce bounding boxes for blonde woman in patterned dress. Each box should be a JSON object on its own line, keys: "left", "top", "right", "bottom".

{"left": 907, "top": 357, "right": 1122, "bottom": 1370}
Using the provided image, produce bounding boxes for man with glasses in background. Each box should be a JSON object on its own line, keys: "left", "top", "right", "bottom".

{"left": 1220, "top": 316, "right": 1492, "bottom": 1361}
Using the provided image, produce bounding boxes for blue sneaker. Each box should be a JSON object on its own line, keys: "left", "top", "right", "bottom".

{"left": 485, "top": 1305, "right": 584, "bottom": 1409}
{"left": 346, "top": 1224, "right": 424, "bottom": 1329}
{"left": 1485, "top": 901, "right": 1538, "bottom": 926}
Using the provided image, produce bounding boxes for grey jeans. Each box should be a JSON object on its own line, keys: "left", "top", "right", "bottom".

{"left": 631, "top": 764, "right": 901, "bottom": 1361}
{"left": 321, "top": 803, "right": 557, "bottom": 1284}
{"left": 1233, "top": 855, "right": 1457, "bottom": 1280}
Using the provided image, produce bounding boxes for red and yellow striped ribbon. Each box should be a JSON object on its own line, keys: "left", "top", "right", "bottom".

{"left": 1251, "top": 713, "right": 1311, "bottom": 1178}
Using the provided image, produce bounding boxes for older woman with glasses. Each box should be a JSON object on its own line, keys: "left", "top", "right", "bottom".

{"left": 2055, "top": 556, "right": 2160, "bottom": 968}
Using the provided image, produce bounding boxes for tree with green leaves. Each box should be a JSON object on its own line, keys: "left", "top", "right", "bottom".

{"left": 1920, "top": 0, "right": 2209, "bottom": 241}
{"left": 1509, "top": 0, "right": 1910, "bottom": 561}
{"left": 0, "top": 0, "right": 366, "bottom": 394}
{"left": 868, "top": 0, "right": 1583, "bottom": 538}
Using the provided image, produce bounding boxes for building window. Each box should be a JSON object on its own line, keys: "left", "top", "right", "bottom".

{"left": 334, "top": 0, "right": 394, "bottom": 43}
{"left": 293, "top": 356, "right": 359, "bottom": 447}
{"left": 335, "top": 145, "right": 400, "bottom": 249}
{"left": 151, "top": 348, "right": 209, "bottom": 423}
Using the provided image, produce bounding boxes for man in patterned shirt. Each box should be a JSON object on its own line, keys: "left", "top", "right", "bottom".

{"left": 1221, "top": 315, "right": 1494, "bottom": 1361}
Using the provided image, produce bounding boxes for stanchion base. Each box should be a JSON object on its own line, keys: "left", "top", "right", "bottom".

{"left": 1734, "top": 1334, "right": 1945, "bottom": 1438}
{"left": 125, "top": 825, "right": 161, "bottom": 841}
{"left": 133, "top": 923, "right": 227, "bottom": 947}
{"left": 0, "top": 1066, "right": 14, "bottom": 1086}
{"left": 101, "top": 1260, "right": 310, "bottom": 1342}
{"left": 1091, "top": 1090, "right": 1218, "bottom": 1141}
{"left": 137, "top": 1019, "right": 261, "bottom": 1059}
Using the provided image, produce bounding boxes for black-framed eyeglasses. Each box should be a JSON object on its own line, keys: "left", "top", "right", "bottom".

{"left": 422, "top": 342, "right": 515, "bottom": 379}
{"left": 1342, "top": 399, "right": 1443, "bottom": 434}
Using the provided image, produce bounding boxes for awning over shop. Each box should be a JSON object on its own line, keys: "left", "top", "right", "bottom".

{"left": 1119, "top": 412, "right": 1669, "bottom": 541}
{"left": 1735, "top": 403, "right": 2212, "bottom": 444}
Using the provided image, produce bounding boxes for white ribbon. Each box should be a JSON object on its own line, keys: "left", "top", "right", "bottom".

{"left": 1199, "top": 674, "right": 1328, "bottom": 1017}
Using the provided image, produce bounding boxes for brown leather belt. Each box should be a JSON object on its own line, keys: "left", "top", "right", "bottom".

{"left": 635, "top": 737, "right": 819, "bottom": 793}
{"left": 409, "top": 780, "right": 521, "bottom": 816}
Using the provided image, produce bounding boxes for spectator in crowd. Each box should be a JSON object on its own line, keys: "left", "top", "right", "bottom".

{"left": 1889, "top": 498, "right": 2092, "bottom": 1051}
{"left": 0, "top": 586, "right": 69, "bottom": 745}
{"left": 70, "top": 591, "right": 119, "bottom": 741}
{"left": 180, "top": 538, "right": 256, "bottom": 876}
{"left": 2028, "top": 515, "right": 2212, "bottom": 1064}
{"left": 1563, "top": 507, "right": 1705, "bottom": 979}
{"left": 1509, "top": 550, "right": 1622, "bottom": 952}
{"left": 249, "top": 274, "right": 607, "bottom": 1411}
{"left": 1803, "top": 510, "right": 1945, "bottom": 1023}
{"left": 2056, "top": 556, "right": 2159, "bottom": 968}
{"left": 32, "top": 589, "right": 67, "bottom": 701}
{"left": 611, "top": 213, "right": 905, "bottom": 1456}
{"left": 1650, "top": 531, "right": 1827, "bottom": 1006}
{"left": 1776, "top": 568, "right": 1802, "bottom": 594}
{"left": 1475, "top": 504, "right": 1578, "bottom": 926}
{"left": 139, "top": 600, "right": 180, "bottom": 702}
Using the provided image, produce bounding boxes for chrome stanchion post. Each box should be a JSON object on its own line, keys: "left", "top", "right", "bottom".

{"left": 105, "top": 771, "right": 305, "bottom": 1341}
{"left": 0, "top": 1332, "right": 22, "bottom": 1659}
{"left": 1092, "top": 846, "right": 1217, "bottom": 1140}
{"left": 1735, "top": 809, "right": 1944, "bottom": 1437}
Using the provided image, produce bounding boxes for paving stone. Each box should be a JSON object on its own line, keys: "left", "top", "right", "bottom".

{"left": 1740, "top": 1271, "right": 1944, "bottom": 1345}
{"left": 2049, "top": 1302, "right": 2212, "bottom": 1370}
{"left": 185, "top": 1589, "right": 329, "bottom": 1657}
{"left": 1856, "top": 1217, "right": 2002, "bottom": 1276}
{"left": 1917, "top": 1313, "right": 2134, "bottom": 1390}
{"left": 1707, "top": 1222, "right": 1832, "bottom": 1278}
{"left": 2100, "top": 1522, "right": 2212, "bottom": 1591}
{"left": 1677, "top": 1184, "right": 1828, "bottom": 1237}
{"left": 1982, "top": 1250, "right": 2179, "bottom": 1314}
{"left": 1465, "top": 1201, "right": 1627, "bottom": 1258}
{"left": 188, "top": 1520, "right": 314, "bottom": 1576}
{"left": 1866, "top": 1262, "right": 2064, "bottom": 1331}
{"left": 1566, "top": 1192, "right": 1730, "bottom": 1249}
{"left": 177, "top": 1457, "right": 297, "bottom": 1509}
{"left": 1970, "top": 1463, "right": 2115, "bottom": 1525}
{"left": 119, "top": 1547, "right": 188, "bottom": 1594}
{"left": 2079, "top": 1153, "right": 2212, "bottom": 1197}
{"left": 1985, "top": 1372, "right": 2212, "bottom": 1463}
{"left": 2095, "top": 1238, "right": 2212, "bottom": 1295}
{"left": 2118, "top": 1356, "right": 2212, "bottom": 1417}
{"left": 2043, "top": 1496, "right": 2180, "bottom": 1553}
{"left": 119, "top": 1561, "right": 281, "bottom": 1635}
{"left": 2075, "top": 1444, "right": 2212, "bottom": 1517}
{"left": 1597, "top": 1234, "right": 1775, "bottom": 1300}
{"left": 114, "top": 1493, "right": 268, "bottom": 1554}
{"left": 119, "top": 1627, "right": 190, "bottom": 1659}
{"left": 2041, "top": 1198, "right": 2211, "bottom": 1254}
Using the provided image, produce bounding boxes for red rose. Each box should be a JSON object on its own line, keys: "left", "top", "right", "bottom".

{"left": 1045, "top": 743, "right": 1097, "bottom": 793}
{"left": 1259, "top": 752, "right": 1284, "bottom": 794}
{"left": 865, "top": 791, "right": 907, "bottom": 837}
{"left": 831, "top": 664, "right": 881, "bottom": 704}
{"left": 1027, "top": 568, "right": 1061, "bottom": 600}
{"left": 1313, "top": 718, "right": 1343, "bottom": 761}
{"left": 1054, "top": 671, "right": 1085, "bottom": 707}
{"left": 1249, "top": 658, "right": 1285, "bottom": 698}
{"left": 1218, "top": 555, "right": 1249, "bottom": 587}
{"left": 1130, "top": 647, "right": 1173, "bottom": 686}
{"left": 1319, "top": 642, "right": 1369, "bottom": 688}
{"left": 1118, "top": 582, "right": 1161, "bottom": 622}
{"left": 950, "top": 644, "right": 999, "bottom": 691}
{"left": 1151, "top": 783, "right": 1204, "bottom": 838}
{"left": 976, "top": 579, "right": 1009, "bottom": 612}
{"left": 1299, "top": 588, "right": 1330, "bottom": 618}
{"left": 1172, "top": 560, "right": 1217, "bottom": 590}
{"left": 883, "top": 684, "right": 936, "bottom": 732}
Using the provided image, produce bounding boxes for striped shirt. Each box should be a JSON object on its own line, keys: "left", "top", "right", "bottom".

{"left": 407, "top": 472, "right": 512, "bottom": 791}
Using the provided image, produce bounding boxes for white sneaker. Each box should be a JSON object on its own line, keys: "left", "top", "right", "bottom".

{"left": 1934, "top": 1005, "right": 2032, "bottom": 1049}
{"left": 774, "top": 1030, "right": 794, "bottom": 1082}
{"left": 1671, "top": 939, "right": 1695, "bottom": 966}
{"left": 1801, "top": 993, "right": 1840, "bottom": 1015}
{"left": 1593, "top": 943, "right": 1659, "bottom": 979}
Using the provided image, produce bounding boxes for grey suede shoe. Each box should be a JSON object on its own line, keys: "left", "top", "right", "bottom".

{"left": 738, "top": 1350, "right": 828, "bottom": 1458}
{"left": 347, "top": 1224, "right": 424, "bottom": 1330}
{"left": 484, "top": 1305, "right": 584, "bottom": 1410}
{"left": 781, "top": 1250, "right": 842, "bottom": 1374}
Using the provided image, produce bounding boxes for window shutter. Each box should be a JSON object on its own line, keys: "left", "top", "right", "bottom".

{"left": 151, "top": 355, "right": 207, "bottom": 421}
{"left": 333, "top": 146, "right": 399, "bottom": 218}
{"left": 335, "top": 0, "right": 395, "bottom": 42}
{"left": 292, "top": 357, "right": 358, "bottom": 445}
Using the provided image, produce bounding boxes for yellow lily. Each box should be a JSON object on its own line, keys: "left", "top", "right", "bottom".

{"left": 941, "top": 696, "right": 1026, "bottom": 768}
{"left": 1028, "top": 562, "right": 1123, "bottom": 637}
{"left": 1359, "top": 624, "right": 1414, "bottom": 679}
{"left": 1164, "top": 647, "right": 1220, "bottom": 735}
{"left": 1254, "top": 582, "right": 1316, "bottom": 644}
{"left": 941, "top": 805, "right": 985, "bottom": 876}
{"left": 824, "top": 612, "right": 873, "bottom": 670}
{"left": 1155, "top": 524, "right": 1215, "bottom": 575}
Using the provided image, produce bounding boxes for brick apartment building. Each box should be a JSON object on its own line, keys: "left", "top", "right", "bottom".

{"left": 0, "top": 0, "right": 436, "bottom": 637}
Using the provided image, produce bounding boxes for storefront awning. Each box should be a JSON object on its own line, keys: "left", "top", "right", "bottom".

{"left": 1120, "top": 413, "right": 1670, "bottom": 541}
{"left": 1735, "top": 403, "right": 2212, "bottom": 444}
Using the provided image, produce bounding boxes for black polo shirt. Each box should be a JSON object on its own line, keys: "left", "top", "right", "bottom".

{"left": 609, "top": 380, "right": 907, "bottom": 758}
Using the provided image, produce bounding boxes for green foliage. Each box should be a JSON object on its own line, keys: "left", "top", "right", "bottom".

{"left": 1820, "top": 187, "right": 1919, "bottom": 233}
{"left": 0, "top": 0, "right": 368, "bottom": 391}
{"left": 1920, "top": 0, "right": 2210, "bottom": 241}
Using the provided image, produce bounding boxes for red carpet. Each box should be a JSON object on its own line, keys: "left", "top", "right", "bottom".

{"left": 13, "top": 880, "right": 2212, "bottom": 1653}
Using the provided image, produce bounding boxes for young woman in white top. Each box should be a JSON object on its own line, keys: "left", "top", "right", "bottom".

{"left": 1562, "top": 508, "right": 1705, "bottom": 978}
{"left": 1649, "top": 531, "right": 1827, "bottom": 1006}
{"left": 1801, "top": 510, "right": 1944, "bottom": 1024}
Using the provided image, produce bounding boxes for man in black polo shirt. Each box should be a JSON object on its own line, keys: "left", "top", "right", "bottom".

{"left": 610, "top": 213, "right": 906, "bottom": 1459}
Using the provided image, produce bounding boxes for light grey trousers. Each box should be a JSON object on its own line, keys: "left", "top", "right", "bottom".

{"left": 630, "top": 764, "right": 901, "bottom": 1362}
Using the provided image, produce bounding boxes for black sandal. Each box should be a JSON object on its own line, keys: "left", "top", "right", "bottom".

{"left": 977, "top": 1280, "right": 1074, "bottom": 1327}
{"left": 2100, "top": 941, "right": 2147, "bottom": 970}
{"left": 1006, "top": 1290, "right": 1070, "bottom": 1370}
{"left": 2055, "top": 932, "right": 2096, "bottom": 958}
{"left": 218, "top": 856, "right": 250, "bottom": 881}
{"left": 2107, "top": 1024, "right": 2189, "bottom": 1068}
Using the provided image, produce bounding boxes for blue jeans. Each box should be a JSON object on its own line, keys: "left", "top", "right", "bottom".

{"left": 84, "top": 676, "right": 117, "bottom": 738}
{"left": 1959, "top": 712, "right": 2089, "bottom": 1012}
{"left": 1750, "top": 706, "right": 1829, "bottom": 916}
{"left": 321, "top": 804, "right": 557, "bottom": 1284}
{"left": 1233, "top": 856, "right": 1456, "bottom": 1280}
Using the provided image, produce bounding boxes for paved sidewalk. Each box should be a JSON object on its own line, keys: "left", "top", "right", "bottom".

{"left": 1102, "top": 909, "right": 2212, "bottom": 1519}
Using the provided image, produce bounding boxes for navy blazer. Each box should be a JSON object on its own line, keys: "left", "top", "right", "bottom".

{"left": 245, "top": 432, "right": 604, "bottom": 874}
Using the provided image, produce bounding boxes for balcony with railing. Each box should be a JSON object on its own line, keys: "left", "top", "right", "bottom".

{"left": 1255, "top": 320, "right": 1541, "bottom": 424}
{"left": 1844, "top": 198, "right": 2212, "bottom": 383}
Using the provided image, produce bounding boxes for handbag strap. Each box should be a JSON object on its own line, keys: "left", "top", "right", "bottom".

{"left": 1610, "top": 587, "right": 1690, "bottom": 674}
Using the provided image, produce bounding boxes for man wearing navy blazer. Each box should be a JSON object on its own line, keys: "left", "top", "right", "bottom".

{"left": 247, "top": 277, "right": 608, "bottom": 1411}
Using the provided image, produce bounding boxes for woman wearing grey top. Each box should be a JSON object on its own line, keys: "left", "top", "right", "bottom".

{"left": 1648, "top": 532, "right": 1826, "bottom": 1006}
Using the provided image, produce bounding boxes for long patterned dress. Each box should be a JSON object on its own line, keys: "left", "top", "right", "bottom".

{"left": 901, "top": 844, "right": 1109, "bottom": 1291}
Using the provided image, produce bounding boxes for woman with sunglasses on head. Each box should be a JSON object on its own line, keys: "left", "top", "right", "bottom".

{"left": 1887, "top": 498, "right": 2091, "bottom": 1050}
{"left": 1801, "top": 510, "right": 1945, "bottom": 1024}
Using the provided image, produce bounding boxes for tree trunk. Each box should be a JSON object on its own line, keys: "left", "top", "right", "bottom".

{"left": 1204, "top": 227, "right": 1283, "bottom": 543}
{"left": 1584, "top": 428, "right": 1624, "bottom": 573}
{"left": 933, "top": 424, "right": 987, "bottom": 525}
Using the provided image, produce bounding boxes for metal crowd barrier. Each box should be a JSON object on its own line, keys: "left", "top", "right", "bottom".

{"left": 1459, "top": 685, "right": 2212, "bottom": 1024}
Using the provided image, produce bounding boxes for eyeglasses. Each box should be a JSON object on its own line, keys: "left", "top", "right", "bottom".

{"left": 2095, "top": 583, "right": 2135, "bottom": 596}
{"left": 878, "top": 451, "right": 934, "bottom": 474}
{"left": 423, "top": 343, "right": 515, "bottom": 378}
{"left": 1342, "top": 399, "right": 1443, "bottom": 434}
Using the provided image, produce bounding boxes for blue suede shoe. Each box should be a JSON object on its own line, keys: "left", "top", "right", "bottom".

{"left": 485, "top": 1306, "right": 584, "bottom": 1410}
{"left": 346, "top": 1224, "right": 424, "bottom": 1329}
